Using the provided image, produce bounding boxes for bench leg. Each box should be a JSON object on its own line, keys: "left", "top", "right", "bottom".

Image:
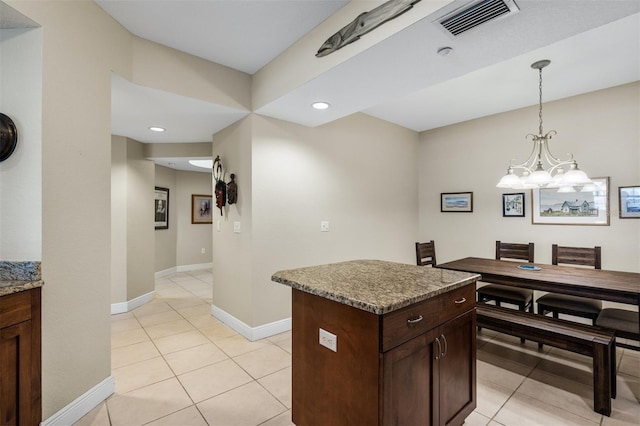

{"left": 610, "top": 341, "right": 616, "bottom": 399}
{"left": 592, "top": 343, "right": 612, "bottom": 416}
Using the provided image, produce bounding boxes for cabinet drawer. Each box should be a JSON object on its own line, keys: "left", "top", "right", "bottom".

{"left": 439, "top": 284, "right": 475, "bottom": 324}
{"left": 381, "top": 296, "right": 439, "bottom": 351}
{"left": 0, "top": 291, "right": 32, "bottom": 329}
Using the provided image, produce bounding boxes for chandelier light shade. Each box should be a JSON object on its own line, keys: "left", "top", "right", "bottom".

{"left": 496, "top": 60, "right": 592, "bottom": 190}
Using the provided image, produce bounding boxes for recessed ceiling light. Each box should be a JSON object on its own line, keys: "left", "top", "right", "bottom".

{"left": 312, "top": 101, "right": 330, "bottom": 110}
{"left": 149, "top": 126, "right": 165, "bottom": 132}
{"left": 437, "top": 47, "right": 453, "bottom": 56}
{"left": 189, "top": 159, "right": 213, "bottom": 169}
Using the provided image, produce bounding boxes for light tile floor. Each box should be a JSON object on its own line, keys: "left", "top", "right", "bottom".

{"left": 76, "top": 270, "right": 640, "bottom": 426}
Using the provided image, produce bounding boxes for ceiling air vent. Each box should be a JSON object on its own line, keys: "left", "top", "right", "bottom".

{"left": 438, "top": 0, "right": 519, "bottom": 37}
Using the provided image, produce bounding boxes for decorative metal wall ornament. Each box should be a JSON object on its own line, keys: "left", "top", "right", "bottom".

{"left": 213, "top": 155, "right": 226, "bottom": 215}
{"left": 0, "top": 113, "right": 18, "bottom": 162}
{"left": 227, "top": 174, "right": 238, "bottom": 205}
{"left": 316, "top": 0, "right": 421, "bottom": 57}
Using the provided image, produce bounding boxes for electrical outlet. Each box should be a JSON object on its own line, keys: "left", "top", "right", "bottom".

{"left": 233, "top": 221, "right": 241, "bottom": 233}
{"left": 319, "top": 328, "right": 337, "bottom": 352}
{"left": 320, "top": 221, "right": 329, "bottom": 232}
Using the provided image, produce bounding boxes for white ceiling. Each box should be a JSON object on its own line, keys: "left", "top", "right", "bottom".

{"left": 96, "top": 0, "right": 640, "bottom": 173}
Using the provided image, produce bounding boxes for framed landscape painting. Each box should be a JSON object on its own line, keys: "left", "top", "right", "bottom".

{"left": 441, "top": 192, "right": 473, "bottom": 213}
{"left": 619, "top": 185, "right": 640, "bottom": 218}
{"left": 532, "top": 177, "right": 609, "bottom": 225}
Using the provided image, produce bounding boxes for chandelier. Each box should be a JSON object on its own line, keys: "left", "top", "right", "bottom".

{"left": 496, "top": 60, "right": 591, "bottom": 190}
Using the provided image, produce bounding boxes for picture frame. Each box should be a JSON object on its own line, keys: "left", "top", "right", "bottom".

{"left": 502, "top": 193, "right": 525, "bottom": 217}
{"left": 192, "top": 194, "right": 213, "bottom": 224}
{"left": 532, "top": 177, "right": 609, "bottom": 225}
{"left": 619, "top": 185, "right": 640, "bottom": 219}
{"left": 441, "top": 192, "right": 473, "bottom": 213}
{"left": 155, "top": 187, "right": 169, "bottom": 230}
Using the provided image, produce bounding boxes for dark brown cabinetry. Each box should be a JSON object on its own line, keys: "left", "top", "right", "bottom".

{"left": 292, "top": 283, "right": 476, "bottom": 426}
{"left": 0, "top": 288, "right": 42, "bottom": 425}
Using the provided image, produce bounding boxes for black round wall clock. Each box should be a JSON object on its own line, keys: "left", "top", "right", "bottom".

{"left": 0, "top": 113, "right": 18, "bottom": 162}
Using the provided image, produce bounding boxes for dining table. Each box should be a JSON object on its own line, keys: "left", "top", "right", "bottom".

{"left": 436, "top": 257, "right": 640, "bottom": 329}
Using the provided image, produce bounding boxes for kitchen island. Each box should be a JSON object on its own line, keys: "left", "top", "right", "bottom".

{"left": 272, "top": 259, "right": 481, "bottom": 426}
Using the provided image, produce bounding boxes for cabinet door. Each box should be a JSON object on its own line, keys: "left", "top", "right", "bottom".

{"left": 0, "top": 321, "right": 32, "bottom": 426}
{"left": 438, "top": 310, "right": 476, "bottom": 426}
{"left": 381, "top": 328, "right": 440, "bottom": 426}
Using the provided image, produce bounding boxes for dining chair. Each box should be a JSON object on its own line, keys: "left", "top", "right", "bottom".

{"left": 476, "top": 241, "right": 535, "bottom": 343}
{"left": 415, "top": 241, "right": 437, "bottom": 267}
{"left": 536, "top": 245, "right": 603, "bottom": 325}
{"left": 596, "top": 308, "right": 640, "bottom": 350}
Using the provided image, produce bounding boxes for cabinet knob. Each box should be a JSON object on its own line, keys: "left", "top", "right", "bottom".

{"left": 407, "top": 315, "right": 423, "bottom": 326}
{"left": 454, "top": 297, "right": 467, "bottom": 304}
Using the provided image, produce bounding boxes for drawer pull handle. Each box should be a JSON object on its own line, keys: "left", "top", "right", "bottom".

{"left": 407, "top": 315, "right": 423, "bottom": 326}
{"left": 454, "top": 297, "right": 467, "bottom": 304}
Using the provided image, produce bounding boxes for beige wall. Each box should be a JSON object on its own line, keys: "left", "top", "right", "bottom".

{"left": 176, "top": 170, "right": 213, "bottom": 266}
{"left": 111, "top": 136, "right": 155, "bottom": 303}
{"left": 111, "top": 136, "right": 127, "bottom": 304}
{"left": 418, "top": 82, "right": 640, "bottom": 275}
{"left": 212, "top": 113, "right": 419, "bottom": 328}
{"left": 125, "top": 139, "right": 155, "bottom": 300}
{"left": 131, "top": 37, "right": 251, "bottom": 110}
{"left": 155, "top": 165, "right": 213, "bottom": 272}
{"left": 154, "top": 165, "right": 177, "bottom": 272}
{"left": 212, "top": 117, "right": 254, "bottom": 325}
{"left": 8, "top": 0, "right": 133, "bottom": 418}
{"left": 0, "top": 27, "right": 42, "bottom": 260}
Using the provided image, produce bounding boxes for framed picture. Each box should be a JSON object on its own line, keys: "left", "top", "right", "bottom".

{"left": 192, "top": 194, "right": 213, "bottom": 224}
{"left": 619, "top": 185, "right": 640, "bottom": 219}
{"left": 532, "top": 177, "right": 609, "bottom": 225}
{"left": 502, "top": 193, "right": 525, "bottom": 217}
{"left": 441, "top": 192, "right": 473, "bottom": 213}
{"left": 155, "top": 187, "right": 169, "bottom": 230}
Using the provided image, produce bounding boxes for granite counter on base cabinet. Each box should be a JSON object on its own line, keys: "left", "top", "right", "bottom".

{"left": 272, "top": 259, "right": 481, "bottom": 426}
{"left": 0, "top": 261, "right": 43, "bottom": 425}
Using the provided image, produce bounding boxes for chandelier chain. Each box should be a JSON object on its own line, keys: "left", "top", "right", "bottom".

{"left": 538, "top": 67, "right": 544, "bottom": 136}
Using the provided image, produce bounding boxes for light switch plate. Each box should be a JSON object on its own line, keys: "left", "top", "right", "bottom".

{"left": 233, "top": 221, "right": 241, "bottom": 233}
{"left": 320, "top": 221, "right": 329, "bottom": 232}
{"left": 319, "top": 328, "right": 337, "bottom": 352}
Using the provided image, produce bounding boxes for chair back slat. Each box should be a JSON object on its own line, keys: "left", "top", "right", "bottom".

{"left": 552, "top": 245, "right": 601, "bottom": 269}
{"left": 416, "top": 241, "right": 437, "bottom": 266}
{"left": 496, "top": 241, "right": 534, "bottom": 263}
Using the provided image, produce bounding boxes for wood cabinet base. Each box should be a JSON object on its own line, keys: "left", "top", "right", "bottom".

{"left": 291, "top": 284, "right": 476, "bottom": 426}
{"left": 0, "top": 288, "right": 42, "bottom": 425}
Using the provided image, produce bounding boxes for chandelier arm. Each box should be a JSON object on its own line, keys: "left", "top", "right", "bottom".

{"left": 509, "top": 134, "right": 541, "bottom": 171}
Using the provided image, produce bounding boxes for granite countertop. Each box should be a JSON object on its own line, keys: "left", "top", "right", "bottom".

{"left": 272, "top": 259, "right": 481, "bottom": 315}
{"left": 0, "top": 261, "right": 44, "bottom": 297}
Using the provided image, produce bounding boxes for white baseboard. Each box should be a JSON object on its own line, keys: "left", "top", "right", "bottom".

{"left": 110, "top": 291, "right": 155, "bottom": 315}
{"left": 177, "top": 262, "right": 212, "bottom": 272}
{"left": 41, "top": 376, "right": 114, "bottom": 426}
{"left": 211, "top": 304, "right": 291, "bottom": 341}
{"left": 155, "top": 267, "right": 177, "bottom": 279}
{"left": 155, "top": 262, "right": 212, "bottom": 279}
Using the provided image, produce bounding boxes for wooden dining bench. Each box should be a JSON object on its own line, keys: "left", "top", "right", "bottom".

{"left": 476, "top": 304, "right": 616, "bottom": 416}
